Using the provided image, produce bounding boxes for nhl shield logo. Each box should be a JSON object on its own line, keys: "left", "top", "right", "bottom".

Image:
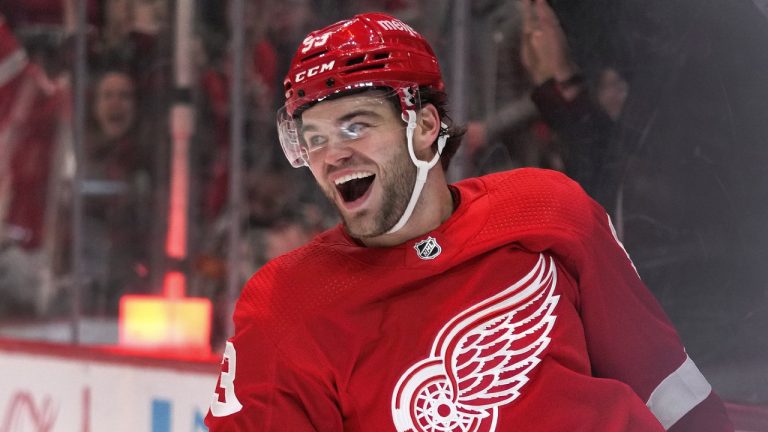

{"left": 413, "top": 236, "right": 441, "bottom": 260}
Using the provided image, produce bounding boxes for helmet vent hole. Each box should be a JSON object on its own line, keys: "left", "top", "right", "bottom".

{"left": 300, "top": 50, "right": 328, "bottom": 62}
{"left": 342, "top": 64, "right": 386, "bottom": 75}
{"left": 373, "top": 52, "right": 390, "bottom": 60}
{"left": 346, "top": 56, "right": 365, "bottom": 66}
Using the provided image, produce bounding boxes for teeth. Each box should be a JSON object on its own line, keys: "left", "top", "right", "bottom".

{"left": 334, "top": 172, "right": 374, "bottom": 185}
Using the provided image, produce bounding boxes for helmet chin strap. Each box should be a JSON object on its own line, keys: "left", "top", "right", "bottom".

{"left": 386, "top": 109, "right": 449, "bottom": 234}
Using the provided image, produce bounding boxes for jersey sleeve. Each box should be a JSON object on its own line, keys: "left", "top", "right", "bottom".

{"left": 205, "top": 277, "right": 343, "bottom": 431}
{"left": 561, "top": 182, "right": 733, "bottom": 431}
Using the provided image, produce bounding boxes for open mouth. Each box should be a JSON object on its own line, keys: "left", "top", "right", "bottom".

{"left": 335, "top": 172, "right": 375, "bottom": 204}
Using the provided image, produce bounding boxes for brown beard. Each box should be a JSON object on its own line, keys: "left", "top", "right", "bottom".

{"left": 323, "top": 143, "right": 416, "bottom": 239}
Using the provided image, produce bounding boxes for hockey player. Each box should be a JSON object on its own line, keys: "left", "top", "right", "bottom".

{"left": 206, "top": 12, "right": 733, "bottom": 431}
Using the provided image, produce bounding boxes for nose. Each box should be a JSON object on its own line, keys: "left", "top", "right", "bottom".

{"left": 315, "top": 135, "right": 354, "bottom": 167}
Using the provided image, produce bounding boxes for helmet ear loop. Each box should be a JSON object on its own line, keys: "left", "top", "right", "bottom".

{"left": 386, "top": 111, "right": 450, "bottom": 234}
{"left": 398, "top": 112, "right": 448, "bottom": 169}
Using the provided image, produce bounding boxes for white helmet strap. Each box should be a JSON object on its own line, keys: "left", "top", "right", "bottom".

{"left": 386, "top": 109, "right": 449, "bottom": 234}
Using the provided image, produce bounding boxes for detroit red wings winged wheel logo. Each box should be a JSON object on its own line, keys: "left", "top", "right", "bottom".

{"left": 391, "top": 254, "right": 560, "bottom": 432}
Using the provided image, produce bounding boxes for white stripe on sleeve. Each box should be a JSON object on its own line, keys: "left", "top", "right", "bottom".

{"left": 646, "top": 354, "right": 712, "bottom": 430}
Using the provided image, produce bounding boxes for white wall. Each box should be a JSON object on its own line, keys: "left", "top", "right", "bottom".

{"left": 0, "top": 345, "right": 218, "bottom": 432}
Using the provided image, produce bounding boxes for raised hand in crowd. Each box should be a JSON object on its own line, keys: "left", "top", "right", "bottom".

{"left": 520, "top": 0, "right": 581, "bottom": 100}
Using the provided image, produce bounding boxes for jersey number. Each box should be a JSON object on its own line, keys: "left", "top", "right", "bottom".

{"left": 210, "top": 341, "right": 244, "bottom": 417}
{"left": 300, "top": 32, "right": 330, "bottom": 54}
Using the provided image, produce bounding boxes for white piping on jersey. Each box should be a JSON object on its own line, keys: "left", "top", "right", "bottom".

{"left": 607, "top": 213, "right": 640, "bottom": 279}
{"left": 646, "top": 354, "right": 712, "bottom": 429}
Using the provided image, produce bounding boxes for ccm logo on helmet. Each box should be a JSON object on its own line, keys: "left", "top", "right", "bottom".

{"left": 376, "top": 19, "right": 418, "bottom": 36}
{"left": 294, "top": 60, "right": 336, "bottom": 83}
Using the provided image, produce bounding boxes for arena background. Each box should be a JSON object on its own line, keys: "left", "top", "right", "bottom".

{"left": 0, "top": 0, "right": 766, "bottom": 429}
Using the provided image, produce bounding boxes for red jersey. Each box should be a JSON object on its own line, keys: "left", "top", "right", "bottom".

{"left": 206, "top": 168, "right": 732, "bottom": 431}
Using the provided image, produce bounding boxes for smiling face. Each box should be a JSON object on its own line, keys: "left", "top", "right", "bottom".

{"left": 94, "top": 72, "right": 136, "bottom": 140}
{"left": 300, "top": 91, "right": 417, "bottom": 239}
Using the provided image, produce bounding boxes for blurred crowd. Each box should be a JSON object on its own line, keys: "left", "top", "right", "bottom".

{"left": 0, "top": 1, "right": 767, "bottom": 403}
{"left": 0, "top": 0, "right": 441, "bottom": 327}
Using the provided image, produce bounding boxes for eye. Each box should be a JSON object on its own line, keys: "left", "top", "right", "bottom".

{"left": 303, "top": 134, "right": 328, "bottom": 150}
{"left": 340, "top": 122, "right": 368, "bottom": 140}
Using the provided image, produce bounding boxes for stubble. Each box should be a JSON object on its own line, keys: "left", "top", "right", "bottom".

{"left": 324, "top": 146, "right": 416, "bottom": 239}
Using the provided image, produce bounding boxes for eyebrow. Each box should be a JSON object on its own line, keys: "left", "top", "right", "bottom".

{"left": 301, "top": 109, "right": 384, "bottom": 133}
{"left": 337, "top": 109, "right": 383, "bottom": 124}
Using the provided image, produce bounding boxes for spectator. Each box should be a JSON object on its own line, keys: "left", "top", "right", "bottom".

{"left": 519, "top": 0, "right": 768, "bottom": 405}
{"left": 520, "top": 0, "right": 624, "bottom": 213}
{"left": 90, "top": 0, "right": 161, "bottom": 82}
{"left": 447, "top": 0, "right": 563, "bottom": 178}
{"left": 81, "top": 68, "right": 152, "bottom": 314}
{"left": 0, "top": 15, "right": 69, "bottom": 317}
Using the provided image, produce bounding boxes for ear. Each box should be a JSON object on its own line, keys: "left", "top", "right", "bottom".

{"left": 412, "top": 103, "right": 441, "bottom": 157}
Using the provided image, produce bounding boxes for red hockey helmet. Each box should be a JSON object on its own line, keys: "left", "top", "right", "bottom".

{"left": 277, "top": 13, "right": 450, "bottom": 234}
{"left": 281, "top": 12, "right": 444, "bottom": 116}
